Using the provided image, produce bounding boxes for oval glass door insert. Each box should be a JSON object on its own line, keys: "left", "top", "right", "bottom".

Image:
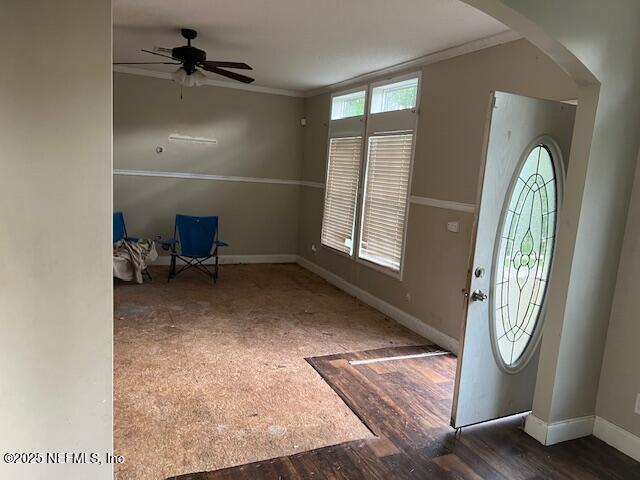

{"left": 493, "top": 144, "right": 559, "bottom": 369}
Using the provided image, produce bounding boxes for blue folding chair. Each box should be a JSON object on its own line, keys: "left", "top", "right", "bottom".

{"left": 164, "top": 214, "right": 228, "bottom": 283}
{"left": 114, "top": 211, "right": 134, "bottom": 243}
{"left": 113, "top": 211, "right": 151, "bottom": 280}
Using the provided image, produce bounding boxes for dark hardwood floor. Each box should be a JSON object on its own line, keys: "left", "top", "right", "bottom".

{"left": 170, "top": 345, "right": 640, "bottom": 479}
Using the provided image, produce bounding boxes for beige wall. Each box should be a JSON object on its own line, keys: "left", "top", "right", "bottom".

{"left": 0, "top": 1, "right": 113, "bottom": 479}
{"left": 113, "top": 72, "right": 304, "bottom": 254}
{"left": 298, "top": 39, "right": 577, "bottom": 342}
{"left": 596, "top": 150, "right": 640, "bottom": 438}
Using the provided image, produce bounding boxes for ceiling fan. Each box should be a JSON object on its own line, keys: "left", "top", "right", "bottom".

{"left": 114, "top": 28, "right": 254, "bottom": 86}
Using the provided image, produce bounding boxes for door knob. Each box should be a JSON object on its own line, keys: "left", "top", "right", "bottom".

{"left": 471, "top": 289, "right": 488, "bottom": 302}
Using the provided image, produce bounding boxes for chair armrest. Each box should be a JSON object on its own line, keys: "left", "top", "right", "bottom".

{"left": 214, "top": 240, "right": 228, "bottom": 247}
{"left": 160, "top": 238, "right": 179, "bottom": 251}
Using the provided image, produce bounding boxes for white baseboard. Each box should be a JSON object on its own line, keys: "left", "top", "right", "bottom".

{"left": 525, "top": 413, "right": 640, "bottom": 461}
{"left": 593, "top": 416, "right": 640, "bottom": 462}
{"left": 295, "top": 255, "right": 459, "bottom": 354}
{"left": 525, "top": 413, "right": 594, "bottom": 445}
{"left": 153, "top": 254, "right": 297, "bottom": 266}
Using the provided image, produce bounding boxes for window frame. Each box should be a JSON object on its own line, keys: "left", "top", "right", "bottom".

{"left": 369, "top": 73, "right": 421, "bottom": 115}
{"left": 330, "top": 88, "right": 367, "bottom": 121}
{"left": 320, "top": 72, "right": 421, "bottom": 279}
{"left": 320, "top": 88, "right": 368, "bottom": 259}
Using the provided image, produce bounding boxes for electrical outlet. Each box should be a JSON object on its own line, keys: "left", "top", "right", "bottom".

{"left": 447, "top": 221, "right": 460, "bottom": 233}
{"left": 635, "top": 393, "right": 640, "bottom": 415}
{"left": 311, "top": 244, "right": 317, "bottom": 254}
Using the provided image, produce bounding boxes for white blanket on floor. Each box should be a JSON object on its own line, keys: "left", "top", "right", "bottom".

{"left": 113, "top": 238, "right": 158, "bottom": 284}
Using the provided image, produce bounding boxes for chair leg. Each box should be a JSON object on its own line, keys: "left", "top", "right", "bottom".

{"left": 168, "top": 256, "right": 176, "bottom": 283}
{"left": 214, "top": 254, "right": 219, "bottom": 284}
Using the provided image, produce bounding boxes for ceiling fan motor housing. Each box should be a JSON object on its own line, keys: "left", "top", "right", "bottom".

{"left": 172, "top": 46, "right": 206, "bottom": 74}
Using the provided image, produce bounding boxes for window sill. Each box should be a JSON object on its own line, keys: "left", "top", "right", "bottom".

{"left": 356, "top": 256, "right": 403, "bottom": 281}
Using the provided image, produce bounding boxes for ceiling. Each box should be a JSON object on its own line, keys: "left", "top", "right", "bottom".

{"left": 113, "top": 0, "right": 510, "bottom": 93}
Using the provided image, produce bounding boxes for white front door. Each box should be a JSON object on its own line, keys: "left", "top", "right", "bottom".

{"left": 451, "top": 92, "right": 576, "bottom": 428}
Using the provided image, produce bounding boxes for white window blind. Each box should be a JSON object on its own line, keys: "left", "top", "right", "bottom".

{"left": 359, "top": 133, "right": 414, "bottom": 271}
{"left": 321, "top": 136, "right": 363, "bottom": 254}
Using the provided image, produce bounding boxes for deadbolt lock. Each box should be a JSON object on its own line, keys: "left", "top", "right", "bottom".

{"left": 471, "top": 289, "right": 488, "bottom": 302}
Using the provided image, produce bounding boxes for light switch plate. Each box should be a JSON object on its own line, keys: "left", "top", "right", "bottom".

{"left": 447, "top": 221, "right": 460, "bottom": 233}
{"left": 635, "top": 393, "right": 640, "bottom": 415}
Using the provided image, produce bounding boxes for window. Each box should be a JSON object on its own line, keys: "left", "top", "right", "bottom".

{"left": 370, "top": 77, "right": 418, "bottom": 114}
{"left": 359, "top": 133, "right": 414, "bottom": 271}
{"left": 331, "top": 90, "right": 366, "bottom": 120}
{"left": 321, "top": 73, "right": 420, "bottom": 276}
{"left": 493, "top": 144, "right": 559, "bottom": 368}
{"left": 320, "top": 137, "right": 363, "bottom": 254}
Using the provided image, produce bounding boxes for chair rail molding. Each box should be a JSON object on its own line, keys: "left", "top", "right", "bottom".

{"left": 113, "top": 168, "right": 324, "bottom": 188}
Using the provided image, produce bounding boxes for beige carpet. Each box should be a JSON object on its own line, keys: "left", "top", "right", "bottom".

{"left": 114, "top": 263, "right": 425, "bottom": 480}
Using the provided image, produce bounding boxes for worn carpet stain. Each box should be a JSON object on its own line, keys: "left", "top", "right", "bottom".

{"left": 114, "top": 264, "right": 424, "bottom": 480}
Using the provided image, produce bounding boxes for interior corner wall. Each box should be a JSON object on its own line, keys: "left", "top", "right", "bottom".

{"left": 596, "top": 147, "right": 640, "bottom": 439}
{"left": 113, "top": 72, "right": 304, "bottom": 256}
{"left": 468, "top": 0, "right": 640, "bottom": 438}
{"left": 0, "top": 1, "right": 113, "bottom": 479}
{"left": 297, "top": 39, "right": 577, "bottom": 343}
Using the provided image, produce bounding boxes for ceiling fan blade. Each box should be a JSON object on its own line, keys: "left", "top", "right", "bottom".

{"left": 201, "top": 65, "right": 255, "bottom": 84}
{"left": 141, "top": 49, "right": 178, "bottom": 61}
{"left": 113, "top": 62, "right": 180, "bottom": 65}
{"left": 201, "top": 60, "right": 252, "bottom": 70}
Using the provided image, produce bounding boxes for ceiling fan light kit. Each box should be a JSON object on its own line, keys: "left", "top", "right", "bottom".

{"left": 114, "top": 28, "right": 255, "bottom": 87}
{"left": 172, "top": 67, "right": 206, "bottom": 87}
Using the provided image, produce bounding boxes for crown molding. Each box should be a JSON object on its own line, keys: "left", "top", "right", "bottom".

{"left": 113, "top": 65, "right": 304, "bottom": 98}
{"left": 304, "top": 30, "right": 522, "bottom": 97}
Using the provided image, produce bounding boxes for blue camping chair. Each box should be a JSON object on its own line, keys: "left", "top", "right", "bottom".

{"left": 114, "top": 211, "right": 135, "bottom": 243}
{"left": 164, "top": 214, "right": 228, "bottom": 283}
{"left": 113, "top": 211, "right": 151, "bottom": 280}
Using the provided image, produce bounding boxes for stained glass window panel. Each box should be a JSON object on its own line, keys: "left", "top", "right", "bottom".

{"left": 493, "top": 145, "right": 558, "bottom": 367}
